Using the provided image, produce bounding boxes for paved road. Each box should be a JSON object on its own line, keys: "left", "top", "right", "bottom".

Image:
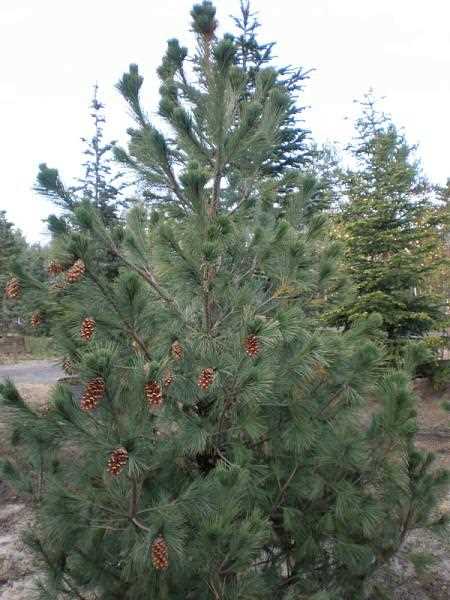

{"left": 0, "top": 360, "right": 64, "bottom": 385}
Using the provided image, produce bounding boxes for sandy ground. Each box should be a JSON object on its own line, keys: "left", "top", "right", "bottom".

{"left": 0, "top": 487, "right": 38, "bottom": 600}
{"left": 0, "top": 363, "right": 449, "bottom": 599}
{"left": 0, "top": 358, "right": 60, "bottom": 599}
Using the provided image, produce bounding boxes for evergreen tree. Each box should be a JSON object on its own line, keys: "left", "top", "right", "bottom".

{"left": 0, "top": 214, "right": 49, "bottom": 333}
{"left": 329, "top": 95, "right": 448, "bottom": 351}
{"left": 1, "top": 6, "right": 449, "bottom": 600}
{"left": 0, "top": 210, "right": 23, "bottom": 329}
{"left": 0, "top": 210, "right": 21, "bottom": 284}
{"left": 231, "top": 1, "right": 311, "bottom": 174}
{"left": 35, "top": 85, "right": 127, "bottom": 231}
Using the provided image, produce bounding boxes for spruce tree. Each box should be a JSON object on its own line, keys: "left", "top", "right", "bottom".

{"left": 1, "top": 5, "right": 449, "bottom": 599}
{"left": 231, "top": 1, "right": 311, "bottom": 174}
{"left": 329, "top": 95, "right": 448, "bottom": 352}
{"left": 36, "top": 85, "right": 127, "bottom": 231}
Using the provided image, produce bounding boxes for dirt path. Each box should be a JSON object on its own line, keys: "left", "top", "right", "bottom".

{"left": 0, "top": 359, "right": 63, "bottom": 385}
{"left": 0, "top": 360, "right": 62, "bottom": 598}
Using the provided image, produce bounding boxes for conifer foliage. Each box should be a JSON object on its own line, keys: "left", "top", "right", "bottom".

{"left": 329, "top": 95, "right": 448, "bottom": 349}
{"left": 1, "top": 4, "right": 449, "bottom": 599}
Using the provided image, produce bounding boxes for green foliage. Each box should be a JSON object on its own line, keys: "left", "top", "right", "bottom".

{"left": 2, "top": 5, "right": 448, "bottom": 600}
{"left": 427, "top": 360, "right": 450, "bottom": 392}
{"left": 232, "top": 0, "right": 311, "bottom": 173}
{"left": 1, "top": 212, "right": 49, "bottom": 333}
{"left": 24, "top": 336, "right": 58, "bottom": 359}
{"left": 328, "top": 94, "right": 448, "bottom": 355}
{"left": 0, "top": 210, "right": 25, "bottom": 328}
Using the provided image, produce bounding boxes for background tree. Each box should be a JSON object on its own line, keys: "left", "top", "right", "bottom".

{"left": 0, "top": 212, "right": 48, "bottom": 333}
{"left": 328, "top": 95, "right": 448, "bottom": 353}
{"left": 0, "top": 210, "right": 24, "bottom": 329}
{"left": 1, "top": 5, "right": 449, "bottom": 600}
{"left": 232, "top": 0, "right": 311, "bottom": 174}
{"left": 35, "top": 85, "right": 128, "bottom": 232}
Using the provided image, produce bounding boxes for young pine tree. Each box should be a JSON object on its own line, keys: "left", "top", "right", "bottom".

{"left": 329, "top": 95, "right": 448, "bottom": 353}
{"left": 1, "top": 5, "right": 449, "bottom": 599}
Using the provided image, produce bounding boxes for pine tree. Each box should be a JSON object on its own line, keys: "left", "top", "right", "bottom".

{"left": 0, "top": 213, "right": 48, "bottom": 332}
{"left": 329, "top": 95, "right": 448, "bottom": 353}
{"left": 0, "top": 211, "right": 23, "bottom": 329}
{"left": 1, "top": 6, "right": 449, "bottom": 599}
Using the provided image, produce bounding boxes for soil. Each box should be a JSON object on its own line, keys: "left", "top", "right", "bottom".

{"left": 0, "top": 363, "right": 449, "bottom": 599}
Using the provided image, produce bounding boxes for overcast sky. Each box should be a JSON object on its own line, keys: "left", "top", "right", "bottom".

{"left": 1, "top": 0, "right": 449, "bottom": 243}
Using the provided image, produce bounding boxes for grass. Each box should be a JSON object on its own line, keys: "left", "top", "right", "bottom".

{"left": 24, "top": 336, "right": 58, "bottom": 359}
{"left": 0, "top": 336, "right": 59, "bottom": 363}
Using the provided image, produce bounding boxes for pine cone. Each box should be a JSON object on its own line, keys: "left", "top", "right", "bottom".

{"left": 80, "top": 317, "right": 96, "bottom": 342}
{"left": 197, "top": 368, "right": 214, "bottom": 391}
{"left": 107, "top": 447, "right": 128, "bottom": 476}
{"left": 244, "top": 334, "right": 261, "bottom": 358}
{"left": 31, "top": 311, "right": 42, "bottom": 328}
{"left": 163, "top": 368, "right": 173, "bottom": 388}
{"left": 47, "top": 260, "right": 63, "bottom": 277}
{"left": 171, "top": 340, "right": 183, "bottom": 361}
{"left": 50, "top": 280, "right": 67, "bottom": 293}
{"left": 151, "top": 536, "right": 169, "bottom": 570}
{"left": 145, "top": 380, "right": 163, "bottom": 409}
{"left": 66, "top": 259, "right": 86, "bottom": 283}
{"left": 62, "top": 358, "right": 74, "bottom": 375}
{"left": 80, "top": 377, "right": 105, "bottom": 411}
{"left": 4, "top": 277, "right": 20, "bottom": 299}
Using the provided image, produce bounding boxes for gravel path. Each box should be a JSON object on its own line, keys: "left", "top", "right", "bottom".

{"left": 0, "top": 360, "right": 63, "bottom": 385}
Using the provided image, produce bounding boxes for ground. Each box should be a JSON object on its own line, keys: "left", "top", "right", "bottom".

{"left": 0, "top": 360, "right": 449, "bottom": 599}
{"left": 0, "top": 359, "right": 62, "bottom": 599}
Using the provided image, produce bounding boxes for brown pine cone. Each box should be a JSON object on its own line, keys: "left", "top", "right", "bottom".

{"left": 106, "top": 447, "right": 128, "bottom": 476}
{"left": 47, "top": 260, "right": 63, "bottom": 277}
{"left": 31, "top": 311, "right": 42, "bottom": 328}
{"left": 197, "top": 368, "right": 214, "bottom": 391}
{"left": 80, "top": 317, "right": 96, "bottom": 342}
{"left": 145, "top": 380, "right": 163, "bottom": 409}
{"left": 66, "top": 259, "right": 86, "bottom": 283}
{"left": 244, "top": 334, "right": 261, "bottom": 358}
{"left": 171, "top": 340, "right": 183, "bottom": 361}
{"left": 80, "top": 377, "right": 105, "bottom": 411}
{"left": 151, "top": 536, "right": 169, "bottom": 570}
{"left": 4, "top": 277, "right": 21, "bottom": 299}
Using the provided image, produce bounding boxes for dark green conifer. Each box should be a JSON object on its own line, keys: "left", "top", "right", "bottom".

{"left": 232, "top": 0, "right": 311, "bottom": 174}
{"left": 329, "top": 95, "right": 448, "bottom": 353}
{"left": 1, "top": 8, "right": 448, "bottom": 600}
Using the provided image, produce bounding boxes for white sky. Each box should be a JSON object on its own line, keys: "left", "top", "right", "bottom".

{"left": 1, "top": 0, "right": 449, "bottom": 243}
